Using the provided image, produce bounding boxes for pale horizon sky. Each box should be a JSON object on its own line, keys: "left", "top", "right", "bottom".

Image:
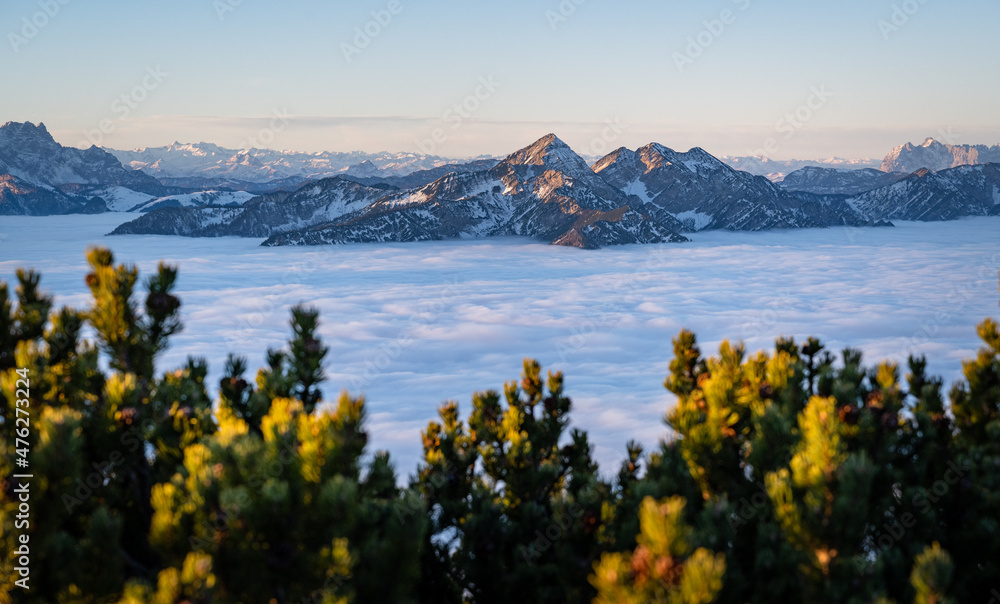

{"left": 3, "top": 0, "right": 999, "bottom": 160}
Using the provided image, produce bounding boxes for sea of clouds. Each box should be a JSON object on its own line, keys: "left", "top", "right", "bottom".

{"left": 2, "top": 215, "right": 998, "bottom": 477}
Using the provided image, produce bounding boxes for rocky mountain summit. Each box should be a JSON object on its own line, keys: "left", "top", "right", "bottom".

{"left": 0, "top": 122, "right": 256, "bottom": 215}
{"left": 593, "top": 143, "right": 856, "bottom": 231}
{"left": 0, "top": 121, "right": 166, "bottom": 195}
{"left": 881, "top": 138, "right": 1000, "bottom": 173}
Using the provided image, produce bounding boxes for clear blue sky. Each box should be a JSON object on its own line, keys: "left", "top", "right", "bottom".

{"left": 2, "top": 0, "right": 999, "bottom": 159}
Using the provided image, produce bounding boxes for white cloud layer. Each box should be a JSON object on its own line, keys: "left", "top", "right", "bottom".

{"left": 2, "top": 216, "right": 998, "bottom": 476}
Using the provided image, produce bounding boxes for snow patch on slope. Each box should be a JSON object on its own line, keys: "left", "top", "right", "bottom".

{"left": 386, "top": 190, "right": 430, "bottom": 209}
{"left": 674, "top": 211, "right": 713, "bottom": 231}
{"left": 622, "top": 178, "right": 653, "bottom": 202}
{"left": 456, "top": 178, "right": 503, "bottom": 200}
{"left": 682, "top": 159, "right": 711, "bottom": 173}
{"left": 86, "top": 186, "right": 156, "bottom": 212}
{"left": 132, "top": 191, "right": 256, "bottom": 212}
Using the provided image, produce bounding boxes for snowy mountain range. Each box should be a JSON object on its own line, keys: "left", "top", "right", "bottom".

{"left": 721, "top": 155, "right": 882, "bottom": 182}
{"left": 106, "top": 138, "right": 889, "bottom": 186}
{"left": 777, "top": 167, "right": 910, "bottom": 196}
{"left": 881, "top": 138, "right": 1000, "bottom": 173}
{"left": 592, "top": 144, "right": 859, "bottom": 231}
{"left": 3, "top": 120, "right": 999, "bottom": 248}
{"left": 0, "top": 173, "right": 91, "bottom": 215}
{"left": 102, "top": 137, "right": 1000, "bottom": 189}
{"left": 112, "top": 134, "right": 889, "bottom": 248}
{"left": 105, "top": 141, "right": 498, "bottom": 187}
{"left": 0, "top": 122, "right": 260, "bottom": 215}
{"left": 115, "top": 135, "right": 692, "bottom": 248}
{"left": 112, "top": 133, "right": 1000, "bottom": 248}
{"left": 847, "top": 164, "right": 1000, "bottom": 221}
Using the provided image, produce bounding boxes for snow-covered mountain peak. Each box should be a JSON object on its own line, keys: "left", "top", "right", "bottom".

{"left": 177, "top": 142, "right": 228, "bottom": 156}
{"left": 0, "top": 120, "right": 166, "bottom": 194}
{"left": 634, "top": 143, "right": 728, "bottom": 175}
{"left": 0, "top": 120, "right": 58, "bottom": 149}
{"left": 881, "top": 138, "right": 1000, "bottom": 173}
{"left": 347, "top": 160, "right": 380, "bottom": 177}
{"left": 590, "top": 147, "right": 637, "bottom": 173}
{"left": 502, "top": 133, "right": 592, "bottom": 174}
{"left": 635, "top": 143, "right": 678, "bottom": 171}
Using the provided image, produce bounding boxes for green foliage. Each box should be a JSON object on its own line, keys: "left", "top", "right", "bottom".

{"left": 910, "top": 543, "right": 954, "bottom": 604}
{"left": 622, "top": 312, "right": 1000, "bottom": 603}
{"left": 415, "top": 360, "right": 608, "bottom": 603}
{"left": 286, "top": 306, "right": 329, "bottom": 413}
{"left": 1, "top": 249, "right": 192, "bottom": 602}
{"left": 0, "top": 249, "right": 421, "bottom": 604}
{"left": 147, "top": 392, "right": 423, "bottom": 603}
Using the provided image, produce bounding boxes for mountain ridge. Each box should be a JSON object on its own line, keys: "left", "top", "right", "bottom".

{"left": 105, "top": 140, "right": 501, "bottom": 186}
{"left": 881, "top": 138, "right": 1000, "bottom": 173}
{"left": 4, "top": 120, "right": 998, "bottom": 248}
{"left": 0, "top": 121, "right": 167, "bottom": 196}
{"left": 111, "top": 133, "right": 892, "bottom": 248}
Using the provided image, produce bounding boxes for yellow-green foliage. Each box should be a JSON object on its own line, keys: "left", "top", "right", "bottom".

{"left": 591, "top": 496, "right": 726, "bottom": 604}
